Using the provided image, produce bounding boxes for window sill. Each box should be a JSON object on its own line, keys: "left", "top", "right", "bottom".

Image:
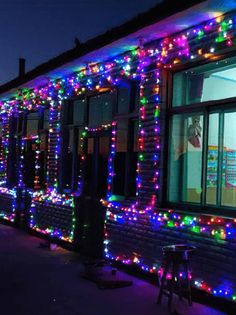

{"left": 162, "top": 202, "right": 236, "bottom": 220}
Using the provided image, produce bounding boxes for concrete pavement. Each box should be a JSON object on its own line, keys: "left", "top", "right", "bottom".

{"left": 0, "top": 224, "right": 227, "bottom": 315}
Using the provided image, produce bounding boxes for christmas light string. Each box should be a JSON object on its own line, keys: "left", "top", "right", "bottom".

{"left": 0, "top": 10, "right": 235, "bottom": 301}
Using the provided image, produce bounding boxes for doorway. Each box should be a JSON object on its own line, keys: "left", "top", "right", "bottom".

{"left": 78, "top": 128, "right": 111, "bottom": 258}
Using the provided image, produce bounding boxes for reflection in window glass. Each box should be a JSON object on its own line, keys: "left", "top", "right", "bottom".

{"left": 113, "top": 121, "right": 128, "bottom": 195}
{"left": 62, "top": 129, "right": 73, "bottom": 190}
{"left": 222, "top": 112, "right": 236, "bottom": 207}
{"left": 206, "top": 113, "right": 219, "bottom": 205}
{"left": 74, "top": 99, "right": 86, "bottom": 125}
{"left": 84, "top": 138, "right": 94, "bottom": 195}
{"left": 39, "top": 133, "right": 48, "bottom": 189}
{"left": 17, "top": 115, "right": 23, "bottom": 134}
{"left": 117, "top": 88, "right": 130, "bottom": 114}
{"left": 168, "top": 114, "right": 203, "bottom": 203}
{"left": 88, "top": 138, "right": 94, "bottom": 155}
{"left": 23, "top": 140, "right": 36, "bottom": 188}
{"left": 129, "top": 120, "right": 138, "bottom": 197}
{"left": 89, "top": 93, "right": 113, "bottom": 127}
{"left": 43, "top": 109, "right": 49, "bottom": 130}
{"left": 27, "top": 112, "right": 39, "bottom": 137}
{"left": 98, "top": 136, "right": 110, "bottom": 198}
{"left": 173, "top": 57, "right": 236, "bottom": 106}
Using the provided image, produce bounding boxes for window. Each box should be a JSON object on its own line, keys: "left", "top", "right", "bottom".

{"left": 74, "top": 99, "right": 86, "bottom": 125}
{"left": 22, "top": 109, "right": 48, "bottom": 189}
{"left": 7, "top": 116, "right": 18, "bottom": 187}
{"left": 89, "top": 92, "right": 113, "bottom": 127}
{"left": 168, "top": 57, "right": 236, "bottom": 210}
{"left": 43, "top": 108, "right": 49, "bottom": 130}
{"left": 173, "top": 56, "right": 236, "bottom": 107}
{"left": 112, "top": 83, "right": 139, "bottom": 198}
{"left": 61, "top": 99, "right": 86, "bottom": 191}
{"left": 116, "top": 83, "right": 139, "bottom": 114}
{"left": 113, "top": 120, "right": 128, "bottom": 195}
{"left": 26, "top": 112, "right": 39, "bottom": 137}
{"left": 23, "top": 140, "right": 37, "bottom": 188}
{"left": 117, "top": 87, "right": 130, "bottom": 114}
{"left": 168, "top": 114, "right": 203, "bottom": 203}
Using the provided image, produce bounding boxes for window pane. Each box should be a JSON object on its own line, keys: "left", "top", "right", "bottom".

{"left": 62, "top": 129, "right": 73, "bottom": 190}
{"left": 23, "top": 140, "right": 36, "bottom": 188}
{"left": 168, "top": 114, "right": 203, "bottom": 203}
{"left": 89, "top": 93, "right": 113, "bottom": 127}
{"left": 74, "top": 129, "right": 83, "bottom": 190}
{"left": 117, "top": 87, "right": 130, "bottom": 114}
{"left": 38, "top": 132, "right": 48, "bottom": 189}
{"left": 222, "top": 112, "right": 236, "bottom": 207}
{"left": 129, "top": 120, "right": 138, "bottom": 197}
{"left": 206, "top": 113, "right": 219, "bottom": 205}
{"left": 43, "top": 109, "right": 49, "bottom": 130}
{"left": 17, "top": 115, "right": 23, "bottom": 134}
{"left": 26, "top": 112, "right": 39, "bottom": 137}
{"left": 173, "top": 57, "right": 236, "bottom": 106}
{"left": 113, "top": 120, "right": 128, "bottom": 195}
{"left": 98, "top": 136, "right": 110, "bottom": 198}
{"left": 74, "top": 99, "right": 86, "bottom": 125}
{"left": 84, "top": 138, "right": 94, "bottom": 195}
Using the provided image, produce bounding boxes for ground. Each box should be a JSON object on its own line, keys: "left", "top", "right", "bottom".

{"left": 0, "top": 224, "right": 227, "bottom": 315}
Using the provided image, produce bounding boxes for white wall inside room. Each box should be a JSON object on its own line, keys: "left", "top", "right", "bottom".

{"left": 202, "top": 67, "right": 236, "bottom": 102}
{"left": 224, "top": 112, "right": 236, "bottom": 150}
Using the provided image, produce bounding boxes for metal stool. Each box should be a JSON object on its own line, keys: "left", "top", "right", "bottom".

{"left": 157, "top": 244, "right": 195, "bottom": 311}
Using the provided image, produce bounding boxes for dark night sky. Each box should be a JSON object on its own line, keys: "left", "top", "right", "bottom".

{"left": 0, "top": 0, "right": 161, "bottom": 85}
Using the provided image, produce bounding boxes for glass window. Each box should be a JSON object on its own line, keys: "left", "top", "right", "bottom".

{"left": 168, "top": 109, "right": 236, "bottom": 209}
{"left": 62, "top": 129, "right": 73, "bottom": 190}
{"left": 173, "top": 57, "right": 236, "bottom": 106}
{"left": 112, "top": 119, "right": 138, "bottom": 197}
{"left": 89, "top": 93, "right": 113, "bottom": 127}
{"left": 117, "top": 87, "right": 130, "bottom": 114}
{"left": 129, "top": 120, "right": 138, "bottom": 197}
{"left": 43, "top": 109, "right": 49, "bottom": 130}
{"left": 222, "top": 112, "right": 236, "bottom": 207}
{"left": 206, "top": 113, "right": 219, "bottom": 205}
{"left": 73, "top": 99, "right": 86, "bottom": 125}
{"left": 38, "top": 132, "right": 48, "bottom": 189}
{"left": 61, "top": 127, "right": 84, "bottom": 192}
{"left": 17, "top": 115, "right": 23, "bottom": 134}
{"left": 23, "top": 140, "right": 36, "bottom": 188}
{"left": 26, "top": 112, "right": 39, "bottom": 137}
{"left": 168, "top": 114, "right": 204, "bottom": 203}
{"left": 113, "top": 120, "right": 128, "bottom": 195}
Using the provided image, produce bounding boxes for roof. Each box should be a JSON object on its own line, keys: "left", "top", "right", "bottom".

{"left": 0, "top": 0, "right": 235, "bottom": 98}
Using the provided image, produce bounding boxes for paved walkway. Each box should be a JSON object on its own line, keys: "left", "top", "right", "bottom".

{"left": 0, "top": 224, "right": 227, "bottom": 315}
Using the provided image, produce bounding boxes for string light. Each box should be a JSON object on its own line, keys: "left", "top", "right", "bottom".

{"left": 0, "top": 10, "right": 235, "bottom": 302}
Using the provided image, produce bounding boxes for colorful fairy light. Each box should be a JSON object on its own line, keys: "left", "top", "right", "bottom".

{"left": 0, "top": 9, "right": 235, "bottom": 302}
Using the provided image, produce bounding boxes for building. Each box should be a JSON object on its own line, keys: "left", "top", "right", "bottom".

{"left": 0, "top": 0, "right": 236, "bottom": 303}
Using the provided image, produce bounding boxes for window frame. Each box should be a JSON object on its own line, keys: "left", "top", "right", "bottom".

{"left": 165, "top": 53, "right": 236, "bottom": 217}
{"left": 112, "top": 80, "right": 139, "bottom": 198}
{"left": 21, "top": 108, "right": 49, "bottom": 190}
{"left": 59, "top": 81, "right": 140, "bottom": 197}
{"left": 60, "top": 95, "right": 88, "bottom": 193}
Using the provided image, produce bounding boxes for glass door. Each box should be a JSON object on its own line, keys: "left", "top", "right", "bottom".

{"left": 79, "top": 128, "right": 111, "bottom": 258}
{"left": 83, "top": 130, "right": 110, "bottom": 199}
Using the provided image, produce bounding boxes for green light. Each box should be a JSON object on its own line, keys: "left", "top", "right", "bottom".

{"left": 154, "top": 109, "right": 159, "bottom": 118}
{"left": 167, "top": 221, "right": 175, "bottom": 228}
{"left": 108, "top": 195, "right": 124, "bottom": 201}
{"left": 139, "top": 154, "right": 144, "bottom": 161}
{"left": 197, "top": 30, "right": 204, "bottom": 40}
{"left": 140, "top": 97, "right": 147, "bottom": 105}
